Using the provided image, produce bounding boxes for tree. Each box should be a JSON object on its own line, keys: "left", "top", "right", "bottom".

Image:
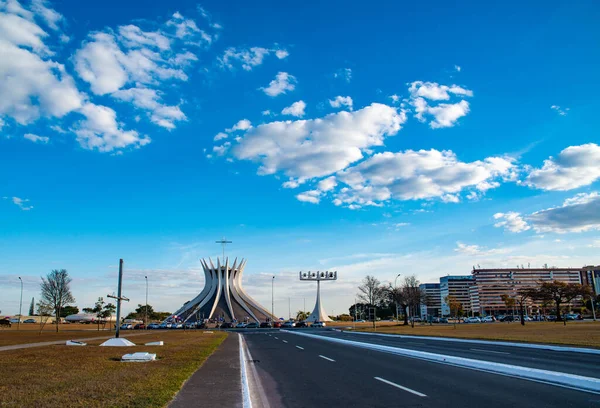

{"left": 445, "top": 295, "right": 463, "bottom": 328}
{"left": 357, "top": 275, "right": 386, "bottom": 306}
{"left": 60, "top": 305, "right": 79, "bottom": 318}
{"left": 296, "top": 310, "right": 309, "bottom": 321}
{"left": 28, "top": 297, "right": 35, "bottom": 316}
{"left": 386, "top": 275, "right": 423, "bottom": 327}
{"left": 36, "top": 300, "right": 53, "bottom": 334}
{"left": 40, "top": 269, "right": 75, "bottom": 332}
{"left": 534, "top": 281, "right": 592, "bottom": 326}
{"left": 500, "top": 294, "right": 516, "bottom": 318}
{"left": 83, "top": 297, "right": 115, "bottom": 331}
{"left": 515, "top": 288, "right": 538, "bottom": 326}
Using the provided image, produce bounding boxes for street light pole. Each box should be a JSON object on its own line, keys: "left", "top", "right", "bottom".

{"left": 271, "top": 276, "right": 275, "bottom": 322}
{"left": 288, "top": 297, "right": 291, "bottom": 320}
{"left": 145, "top": 275, "right": 148, "bottom": 329}
{"left": 394, "top": 273, "right": 402, "bottom": 323}
{"left": 18, "top": 277, "right": 23, "bottom": 330}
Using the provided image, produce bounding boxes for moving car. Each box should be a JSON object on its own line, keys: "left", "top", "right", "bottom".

{"left": 295, "top": 321, "right": 307, "bottom": 328}
{"left": 246, "top": 322, "right": 259, "bottom": 329}
{"left": 282, "top": 321, "right": 296, "bottom": 328}
{"left": 311, "top": 321, "right": 326, "bottom": 328}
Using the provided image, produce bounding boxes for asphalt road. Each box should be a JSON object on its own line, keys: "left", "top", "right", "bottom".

{"left": 243, "top": 331, "right": 600, "bottom": 408}
{"left": 300, "top": 329, "right": 600, "bottom": 378}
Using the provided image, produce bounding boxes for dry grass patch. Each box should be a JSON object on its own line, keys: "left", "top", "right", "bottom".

{"left": 0, "top": 331, "right": 227, "bottom": 408}
{"left": 354, "top": 321, "right": 600, "bottom": 348}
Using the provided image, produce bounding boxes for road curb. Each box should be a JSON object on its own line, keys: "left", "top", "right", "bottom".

{"left": 283, "top": 330, "right": 600, "bottom": 394}
{"left": 343, "top": 330, "right": 600, "bottom": 355}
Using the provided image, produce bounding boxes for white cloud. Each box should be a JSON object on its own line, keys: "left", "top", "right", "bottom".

{"left": 282, "top": 179, "right": 300, "bottom": 189}
{"left": 296, "top": 189, "right": 321, "bottom": 204}
{"left": 23, "top": 133, "right": 49, "bottom": 143}
{"left": 550, "top": 105, "right": 569, "bottom": 116}
{"left": 407, "top": 81, "right": 472, "bottom": 129}
{"left": 112, "top": 87, "right": 185, "bottom": 130}
{"left": 317, "top": 176, "right": 337, "bottom": 192}
{"left": 219, "top": 46, "right": 288, "bottom": 71}
{"left": 408, "top": 81, "right": 472, "bottom": 101}
{"left": 334, "top": 149, "right": 514, "bottom": 207}
{"left": 524, "top": 143, "right": 600, "bottom": 191}
{"left": 528, "top": 192, "right": 600, "bottom": 233}
{"left": 0, "top": 3, "right": 83, "bottom": 125}
{"left": 281, "top": 100, "right": 306, "bottom": 117}
{"left": 334, "top": 68, "right": 352, "bottom": 83}
{"left": 454, "top": 242, "right": 510, "bottom": 256}
{"left": 4, "top": 196, "right": 33, "bottom": 210}
{"left": 260, "top": 72, "right": 296, "bottom": 97}
{"left": 261, "top": 110, "right": 272, "bottom": 116}
{"left": 329, "top": 96, "right": 353, "bottom": 110}
{"left": 389, "top": 94, "right": 400, "bottom": 104}
{"left": 230, "top": 103, "right": 406, "bottom": 179}
{"left": 493, "top": 212, "right": 531, "bottom": 233}
{"left": 226, "top": 119, "right": 252, "bottom": 132}
{"left": 213, "top": 132, "right": 228, "bottom": 141}
{"left": 394, "top": 222, "right": 410, "bottom": 229}
{"left": 454, "top": 65, "right": 461, "bottom": 72}
{"left": 73, "top": 103, "right": 150, "bottom": 152}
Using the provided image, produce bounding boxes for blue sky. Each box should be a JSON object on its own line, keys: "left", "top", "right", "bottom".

{"left": 1, "top": 0, "right": 599, "bottom": 317}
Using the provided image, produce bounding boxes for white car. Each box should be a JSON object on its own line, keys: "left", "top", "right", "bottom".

{"left": 120, "top": 324, "right": 133, "bottom": 330}
{"left": 235, "top": 322, "right": 247, "bottom": 328}
{"left": 465, "top": 317, "right": 481, "bottom": 323}
{"left": 311, "top": 321, "right": 326, "bottom": 328}
{"left": 481, "top": 316, "right": 494, "bottom": 323}
{"left": 9, "top": 318, "right": 21, "bottom": 323}
{"left": 282, "top": 321, "right": 296, "bottom": 328}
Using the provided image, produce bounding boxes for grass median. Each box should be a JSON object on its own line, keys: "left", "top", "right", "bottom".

{"left": 0, "top": 330, "right": 227, "bottom": 408}
{"left": 341, "top": 321, "right": 600, "bottom": 348}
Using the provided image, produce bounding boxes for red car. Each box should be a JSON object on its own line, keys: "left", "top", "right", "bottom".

{"left": 273, "top": 321, "right": 282, "bottom": 328}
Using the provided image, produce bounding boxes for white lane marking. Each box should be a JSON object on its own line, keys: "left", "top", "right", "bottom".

{"left": 274, "top": 337, "right": 279, "bottom": 340}
{"left": 405, "top": 342, "right": 426, "bottom": 346}
{"left": 319, "top": 355, "right": 335, "bottom": 362}
{"left": 238, "top": 334, "right": 253, "bottom": 408}
{"left": 470, "top": 348, "right": 510, "bottom": 355}
{"left": 296, "top": 346, "right": 304, "bottom": 350}
{"left": 282, "top": 340, "right": 288, "bottom": 343}
{"left": 374, "top": 377, "right": 427, "bottom": 397}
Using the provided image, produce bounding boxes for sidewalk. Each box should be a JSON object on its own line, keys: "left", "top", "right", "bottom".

{"left": 169, "top": 334, "right": 241, "bottom": 408}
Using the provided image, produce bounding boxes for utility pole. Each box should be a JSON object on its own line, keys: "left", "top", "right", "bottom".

{"left": 18, "top": 277, "right": 23, "bottom": 330}
{"left": 353, "top": 296, "right": 357, "bottom": 330}
{"left": 288, "top": 297, "right": 291, "bottom": 320}
{"left": 107, "top": 259, "right": 130, "bottom": 338}
{"left": 591, "top": 297, "right": 597, "bottom": 321}
{"left": 271, "top": 276, "right": 275, "bottom": 322}
{"left": 145, "top": 275, "right": 148, "bottom": 329}
{"left": 394, "top": 273, "right": 402, "bottom": 323}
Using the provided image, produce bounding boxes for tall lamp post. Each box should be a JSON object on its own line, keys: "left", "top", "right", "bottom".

{"left": 145, "top": 275, "right": 148, "bottom": 329}
{"left": 271, "top": 276, "right": 275, "bottom": 322}
{"left": 18, "top": 277, "right": 23, "bottom": 330}
{"left": 394, "top": 273, "right": 402, "bottom": 323}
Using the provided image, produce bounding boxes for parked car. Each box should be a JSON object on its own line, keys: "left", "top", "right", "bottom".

{"left": 220, "top": 322, "right": 233, "bottom": 329}
{"left": 9, "top": 318, "right": 21, "bottom": 324}
{"left": 282, "top": 321, "right": 296, "bottom": 328}
{"left": 546, "top": 315, "right": 557, "bottom": 321}
{"left": 159, "top": 322, "right": 168, "bottom": 329}
{"left": 564, "top": 314, "right": 579, "bottom": 321}
{"left": 184, "top": 322, "right": 196, "bottom": 329}
{"left": 465, "top": 317, "right": 481, "bottom": 323}
{"left": 438, "top": 317, "right": 449, "bottom": 323}
{"left": 23, "top": 318, "right": 36, "bottom": 323}
{"left": 246, "top": 322, "right": 259, "bottom": 329}
{"left": 120, "top": 323, "right": 133, "bottom": 330}
{"left": 355, "top": 319, "right": 366, "bottom": 323}
{"left": 134, "top": 323, "right": 145, "bottom": 329}
{"left": 295, "top": 321, "right": 308, "bottom": 328}
{"left": 147, "top": 323, "right": 160, "bottom": 329}
{"left": 481, "top": 316, "right": 494, "bottom": 323}
{"left": 273, "top": 321, "right": 282, "bottom": 328}
{"left": 260, "top": 322, "right": 273, "bottom": 328}
{"left": 311, "top": 321, "right": 326, "bottom": 328}
{"left": 235, "top": 322, "right": 247, "bottom": 328}
{"left": 410, "top": 317, "right": 422, "bottom": 323}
